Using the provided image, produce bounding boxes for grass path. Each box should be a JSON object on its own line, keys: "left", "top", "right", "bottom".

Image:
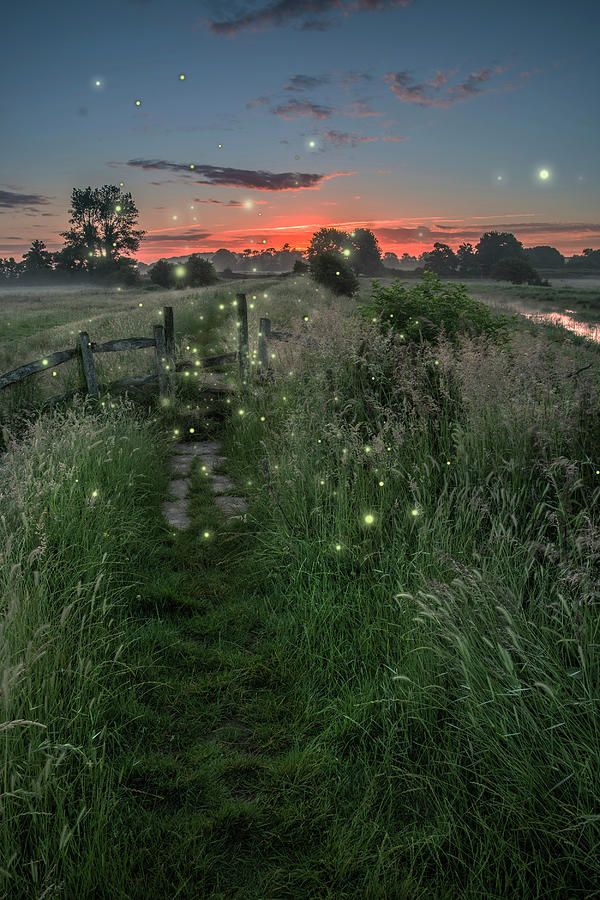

{"left": 115, "top": 442, "right": 345, "bottom": 899}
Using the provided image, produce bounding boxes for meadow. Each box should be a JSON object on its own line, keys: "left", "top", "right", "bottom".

{"left": 0, "top": 275, "right": 599, "bottom": 898}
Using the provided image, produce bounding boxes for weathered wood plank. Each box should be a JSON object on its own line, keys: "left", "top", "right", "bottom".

{"left": 93, "top": 337, "right": 156, "bottom": 353}
{"left": 176, "top": 351, "right": 238, "bottom": 372}
{"left": 153, "top": 324, "right": 169, "bottom": 401}
{"left": 78, "top": 332, "right": 99, "bottom": 398}
{"left": 236, "top": 292, "right": 249, "bottom": 385}
{"left": 0, "top": 348, "right": 77, "bottom": 391}
{"left": 258, "top": 317, "right": 271, "bottom": 375}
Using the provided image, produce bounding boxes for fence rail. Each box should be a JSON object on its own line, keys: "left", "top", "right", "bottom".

{"left": 0, "top": 293, "right": 296, "bottom": 406}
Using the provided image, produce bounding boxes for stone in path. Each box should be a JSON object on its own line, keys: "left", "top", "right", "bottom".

{"left": 215, "top": 495, "right": 248, "bottom": 518}
{"left": 164, "top": 438, "right": 248, "bottom": 529}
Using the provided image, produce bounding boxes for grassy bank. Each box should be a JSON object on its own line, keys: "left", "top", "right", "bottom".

{"left": 1, "top": 276, "right": 599, "bottom": 897}
{"left": 0, "top": 401, "right": 167, "bottom": 897}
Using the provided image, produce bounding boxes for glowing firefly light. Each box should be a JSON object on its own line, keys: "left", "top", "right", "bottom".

{"left": 189, "top": 163, "right": 195, "bottom": 170}
{"left": 134, "top": 99, "right": 142, "bottom": 107}
{"left": 410, "top": 507, "right": 420, "bottom": 517}
{"left": 363, "top": 513, "right": 375, "bottom": 526}
{"left": 217, "top": 143, "right": 223, "bottom": 149}
{"left": 179, "top": 73, "right": 186, "bottom": 81}
{"left": 335, "top": 544, "right": 342, "bottom": 552}
{"left": 203, "top": 531, "right": 210, "bottom": 539}
{"left": 538, "top": 168, "right": 551, "bottom": 181}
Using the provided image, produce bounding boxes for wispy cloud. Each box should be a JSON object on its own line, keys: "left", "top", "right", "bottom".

{"left": 271, "top": 98, "right": 334, "bottom": 119}
{"left": 284, "top": 73, "right": 330, "bottom": 91}
{"left": 193, "top": 198, "right": 268, "bottom": 206}
{"left": 0, "top": 189, "right": 52, "bottom": 211}
{"left": 344, "top": 99, "right": 384, "bottom": 117}
{"left": 143, "top": 230, "right": 212, "bottom": 244}
{"left": 125, "top": 158, "right": 352, "bottom": 190}
{"left": 321, "top": 130, "right": 406, "bottom": 146}
{"left": 385, "top": 65, "right": 511, "bottom": 107}
{"left": 208, "top": 0, "right": 412, "bottom": 35}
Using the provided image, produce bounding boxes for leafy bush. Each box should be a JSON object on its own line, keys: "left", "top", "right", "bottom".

{"left": 359, "top": 270, "right": 507, "bottom": 343}
{"left": 491, "top": 256, "right": 543, "bottom": 285}
{"left": 292, "top": 259, "right": 309, "bottom": 274}
{"left": 186, "top": 254, "right": 219, "bottom": 287}
{"left": 150, "top": 258, "right": 174, "bottom": 288}
{"left": 310, "top": 251, "right": 359, "bottom": 297}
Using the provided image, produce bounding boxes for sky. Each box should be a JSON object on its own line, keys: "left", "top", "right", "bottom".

{"left": 1, "top": 0, "right": 599, "bottom": 263}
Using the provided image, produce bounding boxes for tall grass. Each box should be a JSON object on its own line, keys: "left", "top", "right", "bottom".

{"left": 0, "top": 400, "right": 167, "bottom": 898}
{"left": 224, "top": 304, "right": 600, "bottom": 897}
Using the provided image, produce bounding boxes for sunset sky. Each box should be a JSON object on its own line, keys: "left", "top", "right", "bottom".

{"left": 1, "top": 0, "right": 599, "bottom": 263}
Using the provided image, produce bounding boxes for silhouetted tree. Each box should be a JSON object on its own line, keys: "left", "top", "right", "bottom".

{"left": 22, "top": 239, "right": 53, "bottom": 275}
{"left": 491, "top": 257, "right": 541, "bottom": 284}
{"left": 293, "top": 259, "right": 309, "bottom": 274}
{"left": 383, "top": 251, "right": 400, "bottom": 268}
{"left": 566, "top": 248, "right": 600, "bottom": 270}
{"left": 61, "top": 185, "right": 145, "bottom": 272}
{"left": 150, "top": 259, "right": 174, "bottom": 287}
{"left": 475, "top": 231, "right": 524, "bottom": 276}
{"left": 422, "top": 242, "right": 458, "bottom": 275}
{"left": 524, "top": 245, "right": 564, "bottom": 268}
{"left": 310, "top": 251, "right": 358, "bottom": 297}
{"left": 351, "top": 228, "right": 383, "bottom": 275}
{"left": 456, "top": 242, "right": 480, "bottom": 276}
{"left": 307, "top": 227, "right": 348, "bottom": 259}
{"left": 0, "top": 257, "right": 24, "bottom": 280}
{"left": 53, "top": 244, "right": 87, "bottom": 272}
{"left": 186, "top": 255, "right": 218, "bottom": 287}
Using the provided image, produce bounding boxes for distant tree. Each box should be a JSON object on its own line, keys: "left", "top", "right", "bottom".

{"left": 566, "top": 248, "right": 600, "bottom": 270}
{"left": 53, "top": 244, "right": 87, "bottom": 272}
{"left": 61, "top": 185, "right": 145, "bottom": 272}
{"left": 22, "top": 239, "right": 53, "bottom": 276}
{"left": 307, "top": 227, "right": 348, "bottom": 260}
{"left": 293, "top": 259, "right": 309, "bottom": 274}
{"left": 186, "top": 254, "right": 219, "bottom": 287}
{"left": 524, "top": 245, "right": 564, "bottom": 269}
{"left": 400, "top": 252, "right": 419, "bottom": 269}
{"left": 212, "top": 248, "right": 238, "bottom": 271}
{"left": 0, "top": 257, "right": 23, "bottom": 280}
{"left": 383, "top": 251, "right": 400, "bottom": 268}
{"left": 475, "top": 231, "right": 524, "bottom": 275}
{"left": 456, "top": 242, "right": 480, "bottom": 276}
{"left": 422, "top": 242, "right": 458, "bottom": 275}
{"left": 351, "top": 228, "right": 383, "bottom": 275}
{"left": 310, "top": 251, "right": 359, "bottom": 297}
{"left": 491, "top": 257, "right": 541, "bottom": 284}
{"left": 150, "top": 259, "right": 174, "bottom": 288}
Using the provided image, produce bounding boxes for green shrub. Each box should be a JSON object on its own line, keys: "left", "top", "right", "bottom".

{"left": 310, "top": 251, "right": 359, "bottom": 297}
{"left": 360, "top": 270, "right": 508, "bottom": 343}
{"left": 491, "top": 256, "right": 543, "bottom": 285}
{"left": 186, "top": 254, "right": 219, "bottom": 287}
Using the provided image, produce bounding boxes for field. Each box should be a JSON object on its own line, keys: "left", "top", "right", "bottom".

{"left": 1, "top": 275, "right": 599, "bottom": 898}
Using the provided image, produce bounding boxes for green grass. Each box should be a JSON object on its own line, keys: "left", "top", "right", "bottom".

{"left": 1, "top": 275, "right": 599, "bottom": 897}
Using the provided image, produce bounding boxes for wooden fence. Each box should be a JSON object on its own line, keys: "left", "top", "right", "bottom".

{"left": 0, "top": 293, "right": 295, "bottom": 406}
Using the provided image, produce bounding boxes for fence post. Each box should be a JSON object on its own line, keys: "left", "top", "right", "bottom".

{"left": 78, "top": 331, "right": 99, "bottom": 398}
{"left": 236, "top": 292, "right": 249, "bottom": 386}
{"left": 153, "top": 324, "right": 170, "bottom": 402}
{"left": 163, "top": 306, "right": 176, "bottom": 397}
{"left": 258, "top": 317, "right": 271, "bottom": 377}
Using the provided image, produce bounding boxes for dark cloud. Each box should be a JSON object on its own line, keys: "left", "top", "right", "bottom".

{"left": 340, "top": 70, "right": 373, "bottom": 86}
{"left": 344, "top": 99, "right": 384, "bottom": 117}
{"left": 385, "top": 66, "right": 506, "bottom": 107}
{"left": 143, "top": 231, "right": 212, "bottom": 243}
{"left": 285, "top": 73, "right": 330, "bottom": 91}
{"left": 0, "top": 189, "right": 52, "bottom": 210}
{"left": 126, "top": 158, "right": 351, "bottom": 190}
{"left": 321, "top": 130, "right": 405, "bottom": 147}
{"left": 271, "top": 98, "right": 333, "bottom": 119}
{"left": 374, "top": 222, "right": 600, "bottom": 244}
{"left": 208, "top": 0, "right": 412, "bottom": 35}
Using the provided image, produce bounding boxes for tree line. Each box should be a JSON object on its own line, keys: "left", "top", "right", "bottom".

{"left": 2, "top": 183, "right": 599, "bottom": 288}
